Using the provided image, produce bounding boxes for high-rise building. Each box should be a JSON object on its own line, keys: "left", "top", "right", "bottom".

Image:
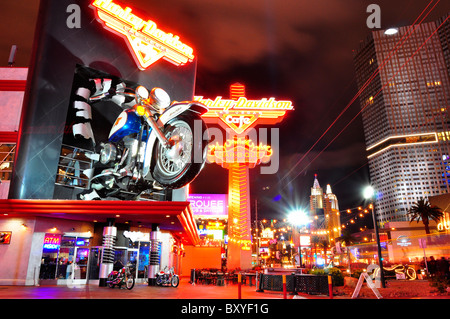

{"left": 354, "top": 14, "right": 450, "bottom": 224}
{"left": 310, "top": 175, "right": 341, "bottom": 241}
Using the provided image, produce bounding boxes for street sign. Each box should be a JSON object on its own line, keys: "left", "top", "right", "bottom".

{"left": 351, "top": 272, "right": 383, "bottom": 299}
{"left": 418, "top": 238, "right": 427, "bottom": 248}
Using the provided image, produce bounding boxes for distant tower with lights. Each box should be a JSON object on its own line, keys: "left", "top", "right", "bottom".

{"left": 310, "top": 174, "right": 341, "bottom": 242}
{"left": 324, "top": 184, "right": 341, "bottom": 239}
{"left": 310, "top": 174, "right": 323, "bottom": 210}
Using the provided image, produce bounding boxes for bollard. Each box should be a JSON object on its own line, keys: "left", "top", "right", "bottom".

{"left": 328, "top": 275, "right": 333, "bottom": 299}
{"left": 238, "top": 273, "right": 242, "bottom": 299}
{"left": 256, "top": 272, "right": 264, "bottom": 292}
{"left": 282, "top": 275, "right": 287, "bottom": 299}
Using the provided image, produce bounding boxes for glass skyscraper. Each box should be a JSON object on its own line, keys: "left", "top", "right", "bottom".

{"left": 354, "top": 14, "right": 450, "bottom": 224}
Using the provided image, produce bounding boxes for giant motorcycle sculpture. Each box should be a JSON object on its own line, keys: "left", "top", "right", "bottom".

{"left": 75, "top": 79, "right": 209, "bottom": 201}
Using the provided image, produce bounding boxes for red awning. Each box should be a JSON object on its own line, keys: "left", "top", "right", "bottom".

{"left": 0, "top": 199, "right": 199, "bottom": 246}
{"left": 0, "top": 80, "right": 27, "bottom": 91}
{"left": 0, "top": 132, "right": 18, "bottom": 143}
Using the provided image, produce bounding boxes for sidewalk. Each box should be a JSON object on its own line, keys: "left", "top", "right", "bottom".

{"left": 0, "top": 278, "right": 332, "bottom": 299}
{"left": 0, "top": 278, "right": 448, "bottom": 300}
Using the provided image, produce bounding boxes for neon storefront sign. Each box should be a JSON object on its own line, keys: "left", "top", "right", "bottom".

{"left": 43, "top": 234, "right": 61, "bottom": 251}
{"left": 195, "top": 96, "right": 293, "bottom": 134}
{"left": 187, "top": 194, "right": 228, "bottom": 219}
{"left": 91, "top": 0, "right": 195, "bottom": 69}
{"left": 207, "top": 138, "right": 273, "bottom": 166}
{"left": 438, "top": 216, "right": 450, "bottom": 231}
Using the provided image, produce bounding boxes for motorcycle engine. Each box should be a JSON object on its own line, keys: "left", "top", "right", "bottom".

{"left": 100, "top": 143, "right": 118, "bottom": 165}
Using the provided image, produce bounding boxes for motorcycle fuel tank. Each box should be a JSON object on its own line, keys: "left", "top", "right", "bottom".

{"left": 109, "top": 109, "right": 150, "bottom": 142}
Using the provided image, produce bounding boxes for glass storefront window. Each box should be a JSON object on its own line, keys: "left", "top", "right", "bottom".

{"left": 75, "top": 248, "right": 89, "bottom": 279}
{"left": 113, "top": 249, "right": 127, "bottom": 271}
{"left": 138, "top": 242, "right": 150, "bottom": 279}
{"left": 39, "top": 252, "right": 58, "bottom": 279}
{"left": 39, "top": 233, "right": 155, "bottom": 282}
{"left": 56, "top": 246, "right": 75, "bottom": 279}
{"left": 88, "top": 248, "right": 101, "bottom": 279}
{"left": 39, "top": 234, "right": 92, "bottom": 281}
{"left": 39, "top": 234, "right": 62, "bottom": 280}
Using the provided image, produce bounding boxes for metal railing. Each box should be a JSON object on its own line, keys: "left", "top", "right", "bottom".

{"left": 0, "top": 143, "right": 15, "bottom": 181}
{"left": 257, "top": 273, "right": 330, "bottom": 295}
{"left": 55, "top": 144, "right": 95, "bottom": 189}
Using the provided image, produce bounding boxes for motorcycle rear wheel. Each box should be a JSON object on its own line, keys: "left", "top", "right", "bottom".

{"left": 171, "top": 275, "right": 180, "bottom": 288}
{"left": 152, "top": 114, "right": 208, "bottom": 189}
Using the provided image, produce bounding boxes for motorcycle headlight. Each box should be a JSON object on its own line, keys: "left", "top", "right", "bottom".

{"left": 149, "top": 87, "right": 170, "bottom": 113}
{"left": 100, "top": 143, "right": 117, "bottom": 165}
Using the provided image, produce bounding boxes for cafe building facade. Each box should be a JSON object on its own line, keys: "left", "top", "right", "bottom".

{"left": 0, "top": 0, "right": 204, "bottom": 286}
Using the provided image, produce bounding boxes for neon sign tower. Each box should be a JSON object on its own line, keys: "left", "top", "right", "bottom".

{"left": 197, "top": 84, "right": 292, "bottom": 269}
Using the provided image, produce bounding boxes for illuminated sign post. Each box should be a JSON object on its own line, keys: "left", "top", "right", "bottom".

{"left": 196, "top": 83, "right": 293, "bottom": 269}
{"left": 91, "top": 0, "right": 195, "bottom": 69}
{"left": 195, "top": 84, "right": 293, "bottom": 134}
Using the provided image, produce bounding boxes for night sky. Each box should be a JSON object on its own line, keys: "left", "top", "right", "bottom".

{"left": 1, "top": 0, "right": 450, "bottom": 223}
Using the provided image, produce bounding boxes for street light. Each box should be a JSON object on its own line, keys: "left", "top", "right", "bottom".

{"left": 363, "top": 186, "right": 386, "bottom": 288}
{"left": 288, "top": 210, "right": 310, "bottom": 227}
{"left": 288, "top": 210, "right": 311, "bottom": 268}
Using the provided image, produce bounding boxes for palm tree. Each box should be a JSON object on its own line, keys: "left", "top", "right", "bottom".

{"left": 337, "top": 230, "right": 356, "bottom": 247}
{"left": 336, "top": 230, "right": 356, "bottom": 273}
{"left": 407, "top": 198, "right": 443, "bottom": 234}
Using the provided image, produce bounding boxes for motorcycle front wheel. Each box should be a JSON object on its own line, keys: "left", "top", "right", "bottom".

{"left": 107, "top": 275, "right": 115, "bottom": 288}
{"left": 125, "top": 275, "right": 135, "bottom": 290}
{"left": 156, "top": 275, "right": 163, "bottom": 286}
{"left": 171, "top": 275, "right": 180, "bottom": 288}
{"left": 152, "top": 114, "right": 208, "bottom": 189}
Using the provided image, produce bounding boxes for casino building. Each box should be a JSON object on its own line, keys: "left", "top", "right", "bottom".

{"left": 0, "top": 0, "right": 292, "bottom": 286}
{"left": 309, "top": 175, "right": 341, "bottom": 243}
{"left": 0, "top": 0, "right": 206, "bottom": 286}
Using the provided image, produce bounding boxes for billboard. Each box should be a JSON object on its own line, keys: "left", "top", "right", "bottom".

{"left": 187, "top": 194, "right": 228, "bottom": 219}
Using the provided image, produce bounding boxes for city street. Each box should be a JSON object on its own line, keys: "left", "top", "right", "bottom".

{"left": 0, "top": 278, "right": 448, "bottom": 319}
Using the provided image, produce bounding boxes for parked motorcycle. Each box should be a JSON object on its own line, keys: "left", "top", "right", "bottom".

{"left": 107, "top": 266, "right": 135, "bottom": 290}
{"left": 156, "top": 266, "right": 179, "bottom": 287}
{"left": 79, "top": 83, "right": 209, "bottom": 200}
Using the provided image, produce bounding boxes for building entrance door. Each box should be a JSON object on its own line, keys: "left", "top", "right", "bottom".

{"left": 58, "top": 246, "right": 89, "bottom": 285}
{"left": 73, "top": 247, "right": 89, "bottom": 283}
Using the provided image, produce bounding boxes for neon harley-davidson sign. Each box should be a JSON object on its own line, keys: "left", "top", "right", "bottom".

{"left": 195, "top": 95, "right": 293, "bottom": 134}
{"left": 91, "top": 0, "right": 195, "bottom": 69}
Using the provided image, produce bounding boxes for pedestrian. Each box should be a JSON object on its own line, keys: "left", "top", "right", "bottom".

{"left": 428, "top": 256, "right": 436, "bottom": 277}
{"left": 420, "top": 257, "right": 426, "bottom": 269}
{"left": 446, "top": 258, "right": 450, "bottom": 280}
{"left": 436, "top": 257, "right": 449, "bottom": 278}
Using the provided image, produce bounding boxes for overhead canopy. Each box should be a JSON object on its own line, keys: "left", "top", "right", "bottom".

{"left": 0, "top": 199, "right": 199, "bottom": 245}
